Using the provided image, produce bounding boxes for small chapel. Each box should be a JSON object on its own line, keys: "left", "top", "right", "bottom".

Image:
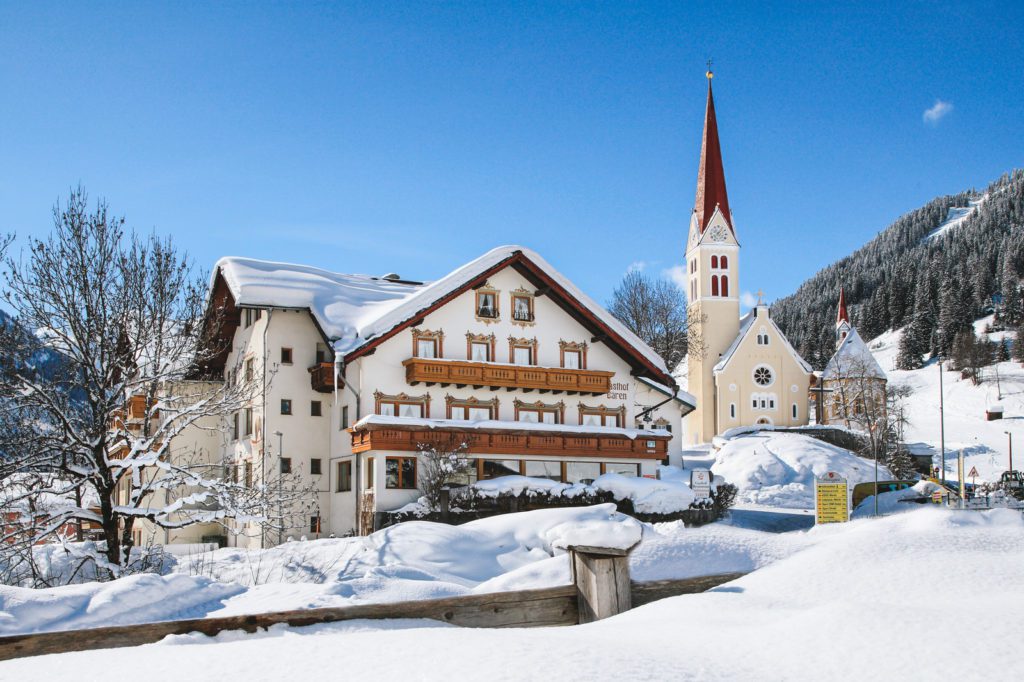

{"left": 683, "top": 70, "right": 814, "bottom": 444}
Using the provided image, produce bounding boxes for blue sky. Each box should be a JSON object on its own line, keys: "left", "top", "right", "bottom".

{"left": 1, "top": 2, "right": 1022, "bottom": 310}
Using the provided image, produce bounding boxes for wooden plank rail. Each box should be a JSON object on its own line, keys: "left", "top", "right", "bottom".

{"left": 0, "top": 572, "right": 747, "bottom": 661}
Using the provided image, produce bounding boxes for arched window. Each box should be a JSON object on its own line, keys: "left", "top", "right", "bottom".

{"left": 720, "top": 255, "right": 728, "bottom": 269}
{"left": 711, "top": 276, "right": 719, "bottom": 297}
{"left": 792, "top": 404, "right": 798, "bottom": 420}
{"left": 721, "top": 275, "right": 729, "bottom": 297}
{"left": 711, "top": 255, "right": 719, "bottom": 269}
{"left": 730, "top": 403, "right": 736, "bottom": 419}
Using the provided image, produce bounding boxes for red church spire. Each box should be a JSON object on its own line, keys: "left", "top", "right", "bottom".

{"left": 836, "top": 287, "right": 850, "bottom": 326}
{"left": 693, "top": 67, "right": 733, "bottom": 234}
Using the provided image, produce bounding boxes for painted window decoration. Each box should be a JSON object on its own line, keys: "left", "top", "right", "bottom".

{"left": 508, "top": 336, "right": 538, "bottom": 366}
{"left": 579, "top": 403, "right": 626, "bottom": 428}
{"left": 753, "top": 365, "right": 775, "bottom": 386}
{"left": 411, "top": 328, "right": 444, "bottom": 359}
{"left": 466, "top": 332, "right": 496, "bottom": 362}
{"left": 375, "top": 391, "right": 430, "bottom": 419}
{"left": 511, "top": 288, "right": 535, "bottom": 323}
{"left": 559, "top": 340, "right": 588, "bottom": 370}
{"left": 475, "top": 284, "right": 500, "bottom": 320}
{"left": 447, "top": 395, "right": 499, "bottom": 421}
{"left": 514, "top": 399, "right": 564, "bottom": 424}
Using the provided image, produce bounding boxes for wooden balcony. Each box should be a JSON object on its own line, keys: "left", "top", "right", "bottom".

{"left": 309, "top": 362, "right": 342, "bottom": 393}
{"left": 403, "top": 358, "right": 614, "bottom": 395}
{"left": 350, "top": 422, "right": 668, "bottom": 460}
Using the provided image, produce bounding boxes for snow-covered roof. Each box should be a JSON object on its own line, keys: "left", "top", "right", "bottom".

{"left": 636, "top": 376, "right": 697, "bottom": 412}
{"left": 713, "top": 307, "right": 813, "bottom": 374}
{"left": 214, "top": 246, "right": 671, "bottom": 377}
{"left": 212, "top": 256, "right": 428, "bottom": 348}
{"left": 823, "top": 327, "right": 887, "bottom": 380}
{"left": 352, "top": 414, "right": 672, "bottom": 441}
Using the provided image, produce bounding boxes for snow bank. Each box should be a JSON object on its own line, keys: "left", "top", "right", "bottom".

{"left": 10, "top": 507, "right": 1022, "bottom": 681}
{"left": 0, "top": 574, "right": 243, "bottom": 635}
{"left": 852, "top": 480, "right": 941, "bottom": 518}
{"left": 712, "top": 432, "right": 889, "bottom": 508}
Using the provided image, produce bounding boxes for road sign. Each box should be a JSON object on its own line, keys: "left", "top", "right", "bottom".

{"left": 690, "top": 469, "right": 712, "bottom": 500}
{"left": 814, "top": 471, "right": 849, "bottom": 524}
{"left": 968, "top": 466, "right": 979, "bottom": 478}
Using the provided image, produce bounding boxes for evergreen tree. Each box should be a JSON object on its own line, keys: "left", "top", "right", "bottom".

{"left": 1014, "top": 323, "right": 1024, "bottom": 364}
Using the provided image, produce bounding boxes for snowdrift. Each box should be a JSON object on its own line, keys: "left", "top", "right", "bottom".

{"left": 712, "top": 431, "right": 890, "bottom": 509}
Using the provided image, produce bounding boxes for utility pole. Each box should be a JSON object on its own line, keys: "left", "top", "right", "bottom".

{"left": 274, "top": 430, "right": 284, "bottom": 546}
{"left": 938, "top": 357, "right": 946, "bottom": 483}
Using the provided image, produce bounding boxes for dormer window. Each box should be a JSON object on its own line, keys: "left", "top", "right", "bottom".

{"left": 475, "top": 284, "right": 500, "bottom": 320}
{"left": 412, "top": 328, "right": 444, "bottom": 358}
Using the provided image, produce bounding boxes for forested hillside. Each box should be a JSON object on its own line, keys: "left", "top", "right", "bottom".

{"left": 772, "top": 170, "right": 1024, "bottom": 369}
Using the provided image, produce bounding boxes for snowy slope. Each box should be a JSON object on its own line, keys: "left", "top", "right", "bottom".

{"left": 923, "top": 196, "right": 986, "bottom": 241}
{"left": 6, "top": 507, "right": 1022, "bottom": 681}
{"left": 869, "top": 323, "right": 1021, "bottom": 484}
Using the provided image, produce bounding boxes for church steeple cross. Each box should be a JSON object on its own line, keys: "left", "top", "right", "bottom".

{"left": 756, "top": 289, "right": 765, "bottom": 305}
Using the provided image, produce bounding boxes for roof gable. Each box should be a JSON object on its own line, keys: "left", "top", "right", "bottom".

{"left": 345, "top": 246, "right": 674, "bottom": 384}
{"left": 823, "top": 328, "right": 886, "bottom": 380}
{"left": 210, "top": 246, "right": 674, "bottom": 386}
{"left": 714, "top": 307, "right": 813, "bottom": 374}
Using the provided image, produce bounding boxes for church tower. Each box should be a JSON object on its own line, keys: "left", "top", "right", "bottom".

{"left": 684, "top": 69, "right": 740, "bottom": 444}
{"left": 835, "top": 287, "right": 852, "bottom": 349}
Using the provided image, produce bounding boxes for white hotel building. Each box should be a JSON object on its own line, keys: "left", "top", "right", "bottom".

{"left": 198, "top": 246, "right": 695, "bottom": 543}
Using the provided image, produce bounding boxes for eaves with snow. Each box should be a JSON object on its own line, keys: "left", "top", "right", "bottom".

{"left": 823, "top": 327, "right": 887, "bottom": 380}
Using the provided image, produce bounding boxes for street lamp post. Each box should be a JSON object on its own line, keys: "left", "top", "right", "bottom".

{"left": 1005, "top": 431, "right": 1014, "bottom": 473}
{"left": 274, "top": 430, "right": 283, "bottom": 546}
{"left": 938, "top": 357, "right": 946, "bottom": 483}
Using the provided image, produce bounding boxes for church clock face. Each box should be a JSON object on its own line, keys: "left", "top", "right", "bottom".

{"left": 709, "top": 225, "right": 729, "bottom": 243}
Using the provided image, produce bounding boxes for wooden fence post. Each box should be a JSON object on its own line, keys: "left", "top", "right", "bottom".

{"left": 568, "top": 543, "right": 636, "bottom": 624}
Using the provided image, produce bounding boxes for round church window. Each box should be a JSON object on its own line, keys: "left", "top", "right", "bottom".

{"left": 753, "top": 366, "right": 774, "bottom": 386}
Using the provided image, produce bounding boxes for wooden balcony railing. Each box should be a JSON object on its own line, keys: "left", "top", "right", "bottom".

{"left": 309, "top": 362, "right": 341, "bottom": 393}
{"left": 350, "top": 424, "right": 668, "bottom": 460}
{"left": 403, "top": 358, "right": 614, "bottom": 395}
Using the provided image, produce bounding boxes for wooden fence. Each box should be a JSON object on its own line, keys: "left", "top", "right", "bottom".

{"left": 0, "top": 544, "right": 745, "bottom": 662}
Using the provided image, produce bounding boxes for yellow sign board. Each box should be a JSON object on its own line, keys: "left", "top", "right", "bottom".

{"left": 815, "top": 472, "right": 849, "bottom": 524}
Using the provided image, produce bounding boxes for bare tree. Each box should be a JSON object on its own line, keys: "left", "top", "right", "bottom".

{"left": 416, "top": 439, "right": 472, "bottom": 510}
{"left": 608, "top": 270, "right": 689, "bottom": 371}
{"left": 0, "top": 189, "right": 312, "bottom": 580}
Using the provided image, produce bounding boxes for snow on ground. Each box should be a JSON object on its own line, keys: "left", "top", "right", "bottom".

{"left": 869, "top": 324, "right": 1021, "bottom": 484}
{"left": 0, "top": 502, "right": 817, "bottom": 637}
{"left": 6, "top": 506, "right": 1022, "bottom": 681}
{"left": 711, "top": 431, "right": 890, "bottom": 509}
